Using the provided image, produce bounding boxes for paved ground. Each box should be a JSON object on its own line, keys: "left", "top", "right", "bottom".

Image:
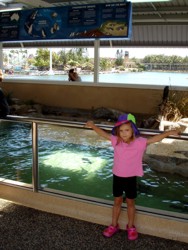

{"left": 0, "top": 199, "right": 188, "bottom": 250}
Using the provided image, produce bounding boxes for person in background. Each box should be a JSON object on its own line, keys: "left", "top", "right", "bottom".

{"left": 0, "top": 69, "right": 3, "bottom": 82}
{"left": 0, "top": 71, "right": 10, "bottom": 118}
{"left": 85, "top": 113, "right": 180, "bottom": 241}
{"left": 0, "top": 87, "right": 10, "bottom": 118}
{"left": 68, "top": 68, "right": 82, "bottom": 82}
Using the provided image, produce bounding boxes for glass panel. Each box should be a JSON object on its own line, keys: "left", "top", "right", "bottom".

{"left": 139, "top": 137, "right": 188, "bottom": 213}
{"left": 38, "top": 124, "right": 188, "bottom": 214}
{"left": 98, "top": 47, "right": 188, "bottom": 87}
{"left": 38, "top": 124, "right": 112, "bottom": 198}
{"left": 3, "top": 47, "right": 188, "bottom": 86}
{"left": 0, "top": 121, "right": 32, "bottom": 184}
{"left": 3, "top": 48, "right": 94, "bottom": 82}
{"left": 1, "top": 120, "right": 187, "bottom": 214}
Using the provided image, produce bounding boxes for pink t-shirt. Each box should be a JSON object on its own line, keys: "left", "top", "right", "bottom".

{"left": 111, "top": 135, "right": 147, "bottom": 177}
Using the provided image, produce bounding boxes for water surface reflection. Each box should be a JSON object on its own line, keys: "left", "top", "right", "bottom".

{"left": 0, "top": 122, "right": 188, "bottom": 214}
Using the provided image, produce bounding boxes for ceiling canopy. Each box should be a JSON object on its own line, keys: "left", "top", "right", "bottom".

{"left": 1, "top": 0, "right": 188, "bottom": 48}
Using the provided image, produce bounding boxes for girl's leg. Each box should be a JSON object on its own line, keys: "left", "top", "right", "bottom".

{"left": 126, "top": 198, "right": 136, "bottom": 228}
{"left": 126, "top": 198, "right": 138, "bottom": 240}
{"left": 103, "top": 196, "right": 123, "bottom": 237}
{"left": 112, "top": 196, "right": 123, "bottom": 226}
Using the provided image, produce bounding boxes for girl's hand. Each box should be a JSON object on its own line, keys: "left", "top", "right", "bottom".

{"left": 168, "top": 128, "right": 181, "bottom": 136}
{"left": 147, "top": 128, "right": 181, "bottom": 145}
{"left": 85, "top": 120, "right": 111, "bottom": 140}
{"left": 85, "top": 120, "right": 94, "bottom": 128}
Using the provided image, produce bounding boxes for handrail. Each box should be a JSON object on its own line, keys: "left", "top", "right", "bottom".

{"left": 4, "top": 115, "right": 188, "bottom": 140}
{"left": 32, "top": 122, "right": 38, "bottom": 192}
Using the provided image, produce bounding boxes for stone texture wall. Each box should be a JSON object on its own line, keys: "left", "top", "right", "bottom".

{"left": 1, "top": 81, "right": 163, "bottom": 115}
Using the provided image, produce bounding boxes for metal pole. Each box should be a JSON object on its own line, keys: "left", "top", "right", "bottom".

{"left": 0, "top": 43, "right": 3, "bottom": 69}
{"left": 32, "top": 122, "right": 38, "bottom": 192}
{"left": 94, "top": 39, "right": 100, "bottom": 83}
{"left": 49, "top": 48, "right": 54, "bottom": 75}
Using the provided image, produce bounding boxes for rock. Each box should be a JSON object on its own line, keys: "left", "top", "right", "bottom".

{"left": 10, "top": 104, "right": 31, "bottom": 115}
{"left": 42, "top": 105, "right": 64, "bottom": 115}
{"left": 140, "top": 116, "right": 159, "bottom": 129}
{"left": 92, "top": 107, "right": 123, "bottom": 121}
{"left": 33, "top": 104, "right": 42, "bottom": 114}
{"left": 143, "top": 154, "right": 188, "bottom": 177}
{"left": 159, "top": 118, "right": 188, "bottom": 133}
{"left": 41, "top": 105, "right": 91, "bottom": 118}
{"left": 145, "top": 138, "right": 188, "bottom": 177}
{"left": 10, "top": 98, "right": 23, "bottom": 105}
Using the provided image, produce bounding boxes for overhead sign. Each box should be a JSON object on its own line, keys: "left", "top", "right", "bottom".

{"left": 0, "top": 1, "right": 132, "bottom": 42}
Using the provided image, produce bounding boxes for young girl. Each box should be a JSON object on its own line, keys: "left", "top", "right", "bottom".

{"left": 85, "top": 113, "right": 180, "bottom": 240}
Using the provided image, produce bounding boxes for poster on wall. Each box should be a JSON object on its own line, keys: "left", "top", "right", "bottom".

{"left": 0, "top": 1, "right": 132, "bottom": 42}
{"left": 67, "top": 2, "right": 132, "bottom": 39}
{"left": 0, "top": 11, "right": 20, "bottom": 40}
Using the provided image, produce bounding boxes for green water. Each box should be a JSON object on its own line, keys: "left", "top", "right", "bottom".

{"left": 0, "top": 121, "right": 188, "bottom": 214}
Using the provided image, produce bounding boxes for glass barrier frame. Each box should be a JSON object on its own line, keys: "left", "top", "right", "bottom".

{"left": 1, "top": 115, "right": 188, "bottom": 219}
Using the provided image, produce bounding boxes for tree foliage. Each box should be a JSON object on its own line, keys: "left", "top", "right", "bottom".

{"left": 100, "top": 58, "right": 112, "bottom": 71}
{"left": 33, "top": 48, "right": 90, "bottom": 70}
{"left": 34, "top": 49, "right": 50, "bottom": 70}
{"left": 115, "top": 49, "right": 124, "bottom": 66}
{"left": 3, "top": 48, "right": 188, "bottom": 72}
{"left": 142, "top": 54, "right": 188, "bottom": 64}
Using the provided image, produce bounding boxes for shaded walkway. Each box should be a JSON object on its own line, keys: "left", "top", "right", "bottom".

{"left": 0, "top": 199, "right": 188, "bottom": 250}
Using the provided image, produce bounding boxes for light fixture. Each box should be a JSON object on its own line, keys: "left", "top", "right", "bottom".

{"left": 0, "top": 0, "right": 13, "bottom": 6}
{"left": 0, "top": 3, "right": 26, "bottom": 12}
{"left": 130, "top": 0, "right": 171, "bottom": 2}
{"left": 0, "top": 7, "right": 22, "bottom": 12}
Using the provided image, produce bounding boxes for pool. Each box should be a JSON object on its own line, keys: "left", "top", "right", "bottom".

{"left": 0, "top": 121, "right": 188, "bottom": 214}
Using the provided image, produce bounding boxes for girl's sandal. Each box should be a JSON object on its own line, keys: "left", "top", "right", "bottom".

{"left": 103, "top": 224, "right": 119, "bottom": 238}
{"left": 126, "top": 225, "right": 138, "bottom": 240}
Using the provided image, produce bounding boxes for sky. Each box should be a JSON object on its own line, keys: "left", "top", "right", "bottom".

{"left": 16, "top": 47, "right": 188, "bottom": 59}
{"left": 98, "top": 48, "right": 188, "bottom": 59}
{"left": 56, "top": 47, "right": 188, "bottom": 59}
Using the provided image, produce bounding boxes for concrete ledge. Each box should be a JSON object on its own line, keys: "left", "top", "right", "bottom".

{"left": 1, "top": 184, "right": 188, "bottom": 243}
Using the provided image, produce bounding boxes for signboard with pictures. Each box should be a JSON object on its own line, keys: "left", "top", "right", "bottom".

{"left": 0, "top": 1, "right": 132, "bottom": 42}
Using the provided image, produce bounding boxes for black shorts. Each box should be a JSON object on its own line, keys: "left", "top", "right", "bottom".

{"left": 113, "top": 175, "right": 137, "bottom": 199}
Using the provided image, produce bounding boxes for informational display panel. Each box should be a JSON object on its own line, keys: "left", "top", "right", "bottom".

{"left": 0, "top": 11, "right": 20, "bottom": 41}
{"left": 0, "top": 1, "right": 132, "bottom": 42}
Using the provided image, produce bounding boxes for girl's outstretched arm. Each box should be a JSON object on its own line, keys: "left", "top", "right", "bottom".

{"left": 147, "top": 129, "right": 180, "bottom": 145}
{"left": 85, "top": 121, "right": 111, "bottom": 141}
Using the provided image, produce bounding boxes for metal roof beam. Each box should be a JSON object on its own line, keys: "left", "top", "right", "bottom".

{"left": 133, "top": 6, "right": 188, "bottom": 14}
{"left": 133, "top": 14, "right": 188, "bottom": 23}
